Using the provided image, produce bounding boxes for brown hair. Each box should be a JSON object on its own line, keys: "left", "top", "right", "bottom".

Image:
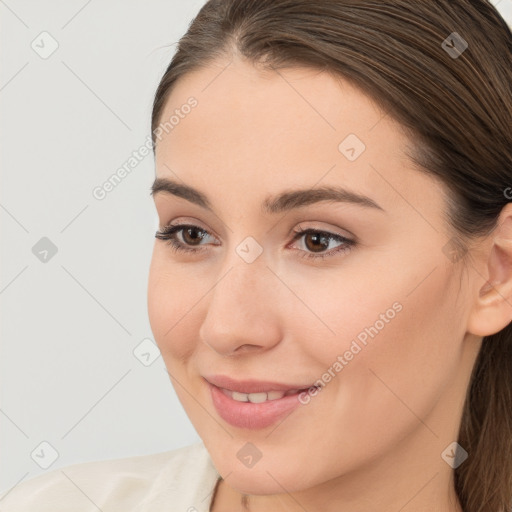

{"left": 150, "top": 1, "right": 512, "bottom": 510}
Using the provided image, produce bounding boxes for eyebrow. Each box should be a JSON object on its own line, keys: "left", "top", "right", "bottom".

{"left": 150, "top": 177, "right": 385, "bottom": 214}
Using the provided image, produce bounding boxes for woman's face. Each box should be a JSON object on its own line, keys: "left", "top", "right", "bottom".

{"left": 148, "top": 57, "right": 481, "bottom": 496}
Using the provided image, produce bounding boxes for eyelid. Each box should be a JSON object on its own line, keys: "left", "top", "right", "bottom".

{"left": 156, "top": 222, "right": 219, "bottom": 246}
{"left": 157, "top": 220, "right": 351, "bottom": 246}
{"left": 292, "top": 221, "right": 355, "bottom": 240}
{"left": 157, "top": 217, "right": 221, "bottom": 241}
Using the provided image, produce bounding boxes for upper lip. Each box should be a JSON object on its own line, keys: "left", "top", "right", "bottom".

{"left": 203, "top": 374, "right": 316, "bottom": 394}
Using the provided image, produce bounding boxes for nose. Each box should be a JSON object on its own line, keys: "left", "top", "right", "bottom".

{"left": 198, "top": 258, "right": 283, "bottom": 356}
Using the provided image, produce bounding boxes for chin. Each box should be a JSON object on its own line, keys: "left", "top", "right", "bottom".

{"left": 208, "top": 444, "right": 321, "bottom": 496}
{"left": 223, "top": 469, "right": 299, "bottom": 496}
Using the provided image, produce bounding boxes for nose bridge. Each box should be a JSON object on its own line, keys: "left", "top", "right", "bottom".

{"left": 199, "top": 252, "right": 282, "bottom": 355}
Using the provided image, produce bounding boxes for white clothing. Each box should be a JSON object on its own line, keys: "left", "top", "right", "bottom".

{"left": 0, "top": 442, "right": 221, "bottom": 511}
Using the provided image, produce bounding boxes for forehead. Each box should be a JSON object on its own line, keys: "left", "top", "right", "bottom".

{"left": 154, "top": 57, "right": 445, "bottom": 219}
{"left": 156, "top": 57, "right": 386, "bottom": 156}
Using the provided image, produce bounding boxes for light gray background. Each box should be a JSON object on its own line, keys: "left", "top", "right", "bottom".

{"left": 1, "top": 0, "right": 511, "bottom": 494}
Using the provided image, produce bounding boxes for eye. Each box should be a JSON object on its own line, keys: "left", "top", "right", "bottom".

{"left": 155, "top": 224, "right": 216, "bottom": 254}
{"left": 154, "top": 223, "right": 356, "bottom": 260}
{"left": 289, "top": 226, "right": 355, "bottom": 260}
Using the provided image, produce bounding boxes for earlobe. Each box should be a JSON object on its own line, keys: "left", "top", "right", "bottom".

{"left": 467, "top": 204, "right": 512, "bottom": 337}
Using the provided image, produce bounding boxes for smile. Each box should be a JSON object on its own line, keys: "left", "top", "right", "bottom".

{"left": 204, "top": 375, "right": 319, "bottom": 429}
{"left": 219, "top": 387, "right": 308, "bottom": 403}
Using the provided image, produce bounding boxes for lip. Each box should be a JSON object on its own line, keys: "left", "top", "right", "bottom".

{"left": 203, "top": 374, "right": 314, "bottom": 394}
{"left": 203, "top": 375, "right": 317, "bottom": 430}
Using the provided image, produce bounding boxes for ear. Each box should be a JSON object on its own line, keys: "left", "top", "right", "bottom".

{"left": 467, "top": 203, "right": 512, "bottom": 337}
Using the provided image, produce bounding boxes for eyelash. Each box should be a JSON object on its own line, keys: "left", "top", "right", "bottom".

{"left": 154, "top": 223, "right": 355, "bottom": 261}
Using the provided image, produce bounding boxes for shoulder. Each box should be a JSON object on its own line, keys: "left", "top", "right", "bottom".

{"left": 0, "top": 442, "right": 220, "bottom": 512}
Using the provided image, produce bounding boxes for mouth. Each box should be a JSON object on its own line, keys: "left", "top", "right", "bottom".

{"left": 203, "top": 375, "right": 319, "bottom": 429}
{"left": 218, "top": 387, "right": 310, "bottom": 403}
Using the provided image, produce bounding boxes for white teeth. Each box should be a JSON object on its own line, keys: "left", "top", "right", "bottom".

{"left": 247, "top": 392, "right": 267, "bottom": 403}
{"left": 231, "top": 391, "right": 249, "bottom": 402}
{"left": 223, "top": 389, "right": 288, "bottom": 402}
{"left": 266, "top": 390, "right": 286, "bottom": 401}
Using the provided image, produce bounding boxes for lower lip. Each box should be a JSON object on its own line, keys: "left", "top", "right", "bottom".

{"left": 207, "top": 381, "right": 306, "bottom": 430}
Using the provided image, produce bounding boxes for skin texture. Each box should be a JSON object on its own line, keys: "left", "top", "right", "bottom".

{"left": 148, "top": 55, "right": 512, "bottom": 511}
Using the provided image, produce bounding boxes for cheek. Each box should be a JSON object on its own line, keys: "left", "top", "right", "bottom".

{"left": 315, "top": 264, "right": 461, "bottom": 450}
{"left": 283, "top": 243, "right": 461, "bottom": 379}
{"left": 268, "top": 254, "right": 463, "bottom": 453}
{"left": 147, "top": 249, "right": 202, "bottom": 362}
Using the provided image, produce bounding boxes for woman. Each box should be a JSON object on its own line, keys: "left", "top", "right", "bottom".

{"left": 1, "top": 1, "right": 511, "bottom": 511}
